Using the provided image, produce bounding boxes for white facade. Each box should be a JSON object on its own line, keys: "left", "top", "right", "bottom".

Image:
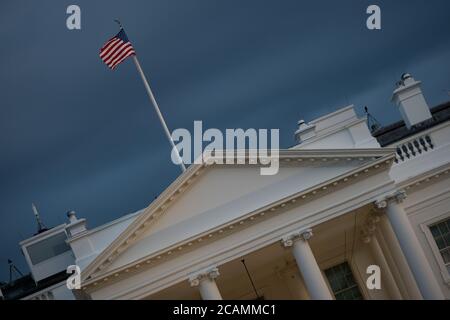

{"left": 9, "top": 75, "right": 450, "bottom": 300}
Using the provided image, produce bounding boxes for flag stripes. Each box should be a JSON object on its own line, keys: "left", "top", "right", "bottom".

{"left": 99, "top": 29, "right": 135, "bottom": 69}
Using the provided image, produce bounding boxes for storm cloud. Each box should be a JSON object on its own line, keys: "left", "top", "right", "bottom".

{"left": 1, "top": 0, "right": 449, "bottom": 281}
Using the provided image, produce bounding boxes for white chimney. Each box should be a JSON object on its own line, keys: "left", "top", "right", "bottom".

{"left": 391, "top": 73, "right": 432, "bottom": 129}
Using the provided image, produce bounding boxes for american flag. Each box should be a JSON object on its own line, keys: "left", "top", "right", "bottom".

{"left": 99, "top": 29, "right": 136, "bottom": 70}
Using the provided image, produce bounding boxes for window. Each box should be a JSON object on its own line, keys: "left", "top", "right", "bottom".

{"left": 324, "top": 262, "right": 363, "bottom": 300}
{"left": 430, "top": 218, "right": 450, "bottom": 274}
{"left": 26, "top": 232, "right": 71, "bottom": 265}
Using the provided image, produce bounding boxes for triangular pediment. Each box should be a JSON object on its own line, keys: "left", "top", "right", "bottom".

{"left": 81, "top": 149, "right": 394, "bottom": 282}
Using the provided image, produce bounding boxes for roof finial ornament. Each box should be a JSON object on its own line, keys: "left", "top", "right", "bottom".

{"left": 364, "top": 106, "right": 381, "bottom": 133}
{"left": 32, "top": 203, "right": 47, "bottom": 234}
{"left": 114, "top": 19, "right": 123, "bottom": 30}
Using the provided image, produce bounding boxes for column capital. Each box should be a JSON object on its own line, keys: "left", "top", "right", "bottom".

{"left": 374, "top": 190, "right": 407, "bottom": 210}
{"left": 374, "top": 199, "right": 388, "bottom": 210}
{"left": 188, "top": 266, "right": 220, "bottom": 287}
{"left": 281, "top": 228, "right": 313, "bottom": 247}
{"left": 390, "top": 190, "right": 407, "bottom": 203}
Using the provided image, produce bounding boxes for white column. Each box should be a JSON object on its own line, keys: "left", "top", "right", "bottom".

{"left": 362, "top": 229, "right": 402, "bottom": 299}
{"left": 189, "top": 266, "right": 223, "bottom": 300}
{"left": 375, "top": 191, "right": 444, "bottom": 300}
{"left": 282, "top": 228, "right": 333, "bottom": 300}
{"left": 378, "top": 214, "right": 422, "bottom": 299}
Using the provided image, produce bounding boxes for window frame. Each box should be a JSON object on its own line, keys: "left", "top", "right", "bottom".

{"left": 323, "top": 260, "right": 365, "bottom": 300}
{"left": 420, "top": 212, "right": 450, "bottom": 287}
{"left": 27, "top": 231, "right": 71, "bottom": 265}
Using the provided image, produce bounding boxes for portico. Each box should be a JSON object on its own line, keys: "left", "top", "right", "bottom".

{"left": 74, "top": 149, "right": 445, "bottom": 300}
{"left": 145, "top": 202, "right": 428, "bottom": 300}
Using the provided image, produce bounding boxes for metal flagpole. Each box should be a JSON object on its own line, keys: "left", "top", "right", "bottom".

{"left": 114, "top": 20, "right": 186, "bottom": 173}
{"left": 132, "top": 55, "right": 186, "bottom": 172}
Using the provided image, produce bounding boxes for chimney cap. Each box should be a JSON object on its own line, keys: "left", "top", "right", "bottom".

{"left": 67, "top": 210, "right": 76, "bottom": 217}
{"left": 401, "top": 73, "right": 412, "bottom": 81}
{"left": 395, "top": 73, "right": 419, "bottom": 90}
{"left": 67, "top": 210, "right": 78, "bottom": 223}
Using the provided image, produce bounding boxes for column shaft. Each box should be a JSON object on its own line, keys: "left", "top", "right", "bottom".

{"left": 368, "top": 235, "right": 402, "bottom": 299}
{"left": 291, "top": 239, "right": 333, "bottom": 300}
{"left": 386, "top": 201, "right": 444, "bottom": 300}
{"left": 198, "top": 278, "right": 222, "bottom": 300}
{"left": 378, "top": 215, "right": 422, "bottom": 299}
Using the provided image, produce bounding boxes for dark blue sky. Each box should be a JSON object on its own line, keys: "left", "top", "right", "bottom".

{"left": 1, "top": 0, "right": 449, "bottom": 281}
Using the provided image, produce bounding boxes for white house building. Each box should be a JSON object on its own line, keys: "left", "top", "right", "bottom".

{"left": 1, "top": 73, "right": 450, "bottom": 300}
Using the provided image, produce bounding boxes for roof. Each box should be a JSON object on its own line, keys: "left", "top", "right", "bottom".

{"left": 0, "top": 271, "right": 69, "bottom": 300}
{"left": 372, "top": 101, "right": 450, "bottom": 147}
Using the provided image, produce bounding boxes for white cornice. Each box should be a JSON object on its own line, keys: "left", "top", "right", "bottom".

{"left": 67, "top": 208, "right": 144, "bottom": 243}
{"left": 89, "top": 173, "right": 395, "bottom": 299}
{"left": 80, "top": 149, "right": 395, "bottom": 289}
{"left": 400, "top": 163, "right": 450, "bottom": 193}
